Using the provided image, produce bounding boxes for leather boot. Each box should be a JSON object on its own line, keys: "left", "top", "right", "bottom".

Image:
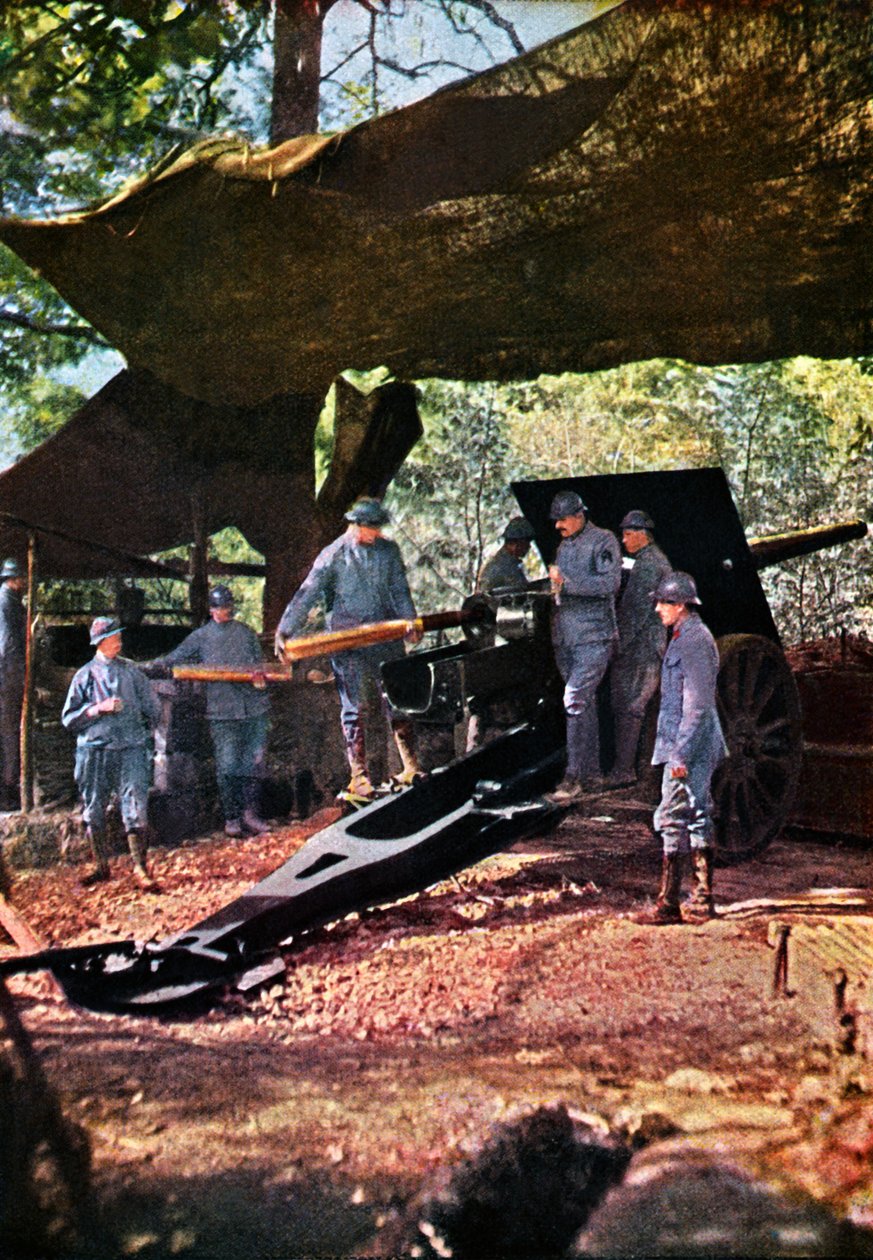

{"left": 242, "top": 780, "right": 270, "bottom": 835}
{"left": 607, "top": 714, "right": 643, "bottom": 787}
{"left": 127, "top": 831, "right": 159, "bottom": 892}
{"left": 633, "top": 853, "right": 683, "bottom": 924}
{"left": 81, "top": 826, "right": 110, "bottom": 887}
{"left": 685, "top": 848, "right": 716, "bottom": 921}
{"left": 391, "top": 720, "right": 423, "bottom": 786}
{"left": 345, "top": 726, "right": 374, "bottom": 800}
{"left": 566, "top": 712, "right": 603, "bottom": 786}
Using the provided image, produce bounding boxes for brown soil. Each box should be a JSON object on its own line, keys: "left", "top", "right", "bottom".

{"left": 2, "top": 802, "right": 873, "bottom": 1258}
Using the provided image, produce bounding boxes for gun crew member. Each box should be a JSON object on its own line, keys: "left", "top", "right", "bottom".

{"left": 147, "top": 585, "right": 270, "bottom": 838}
{"left": 0, "top": 558, "right": 26, "bottom": 811}
{"left": 477, "top": 516, "right": 536, "bottom": 594}
{"left": 635, "top": 572, "right": 728, "bottom": 925}
{"left": 607, "top": 510, "right": 672, "bottom": 786}
{"left": 61, "top": 617, "right": 160, "bottom": 889}
{"left": 545, "top": 490, "right": 622, "bottom": 804}
{"left": 275, "top": 497, "right": 422, "bottom": 803}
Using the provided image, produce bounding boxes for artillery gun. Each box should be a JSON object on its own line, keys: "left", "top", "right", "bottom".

{"left": 510, "top": 468, "right": 866, "bottom": 861}
{"left": 382, "top": 468, "right": 866, "bottom": 862}
{"left": 2, "top": 469, "right": 865, "bottom": 1013}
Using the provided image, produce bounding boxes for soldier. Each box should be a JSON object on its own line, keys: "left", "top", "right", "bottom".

{"left": 150, "top": 585, "right": 270, "bottom": 838}
{"left": 477, "top": 516, "right": 536, "bottom": 594}
{"left": 607, "top": 510, "right": 672, "bottom": 787}
{"left": 0, "top": 558, "right": 26, "bottom": 811}
{"left": 544, "top": 490, "right": 622, "bottom": 804}
{"left": 635, "top": 572, "right": 728, "bottom": 925}
{"left": 275, "top": 497, "right": 422, "bottom": 803}
{"left": 61, "top": 617, "right": 160, "bottom": 889}
{"left": 466, "top": 515, "right": 537, "bottom": 751}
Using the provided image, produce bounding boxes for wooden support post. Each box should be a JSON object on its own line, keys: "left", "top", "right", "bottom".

{"left": 19, "top": 532, "right": 36, "bottom": 814}
{"left": 190, "top": 489, "right": 209, "bottom": 625}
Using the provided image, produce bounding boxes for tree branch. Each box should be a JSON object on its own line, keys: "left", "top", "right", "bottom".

{"left": 0, "top": 308, "right": 108, "bottom": 347}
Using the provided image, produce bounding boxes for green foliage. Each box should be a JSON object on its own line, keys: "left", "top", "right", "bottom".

{"left": 1, "top": 3, "right": 269, "bottom": 216}
{"left": 387, "top": 379, "right": 524, "bottom": 609}
{"left": 384, "top": 359, "right": 872, "bottom": 645}
{"left": 5, "top": 377, "right": 86, "bottom": 455}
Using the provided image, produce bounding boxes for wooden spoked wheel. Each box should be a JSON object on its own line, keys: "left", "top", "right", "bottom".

{"left": 712, "top": 634, "right": 803, "bottom": 863}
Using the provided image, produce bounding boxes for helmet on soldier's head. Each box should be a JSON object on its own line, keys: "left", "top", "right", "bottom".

{"left": 503, "top": 516, "right": 535, "bottom": 542}
{"left": 620, "top": 509, "right": 654, "bottom": 532}
{"left": 344, "top": 497, "right": 391, "bottom": 526}
{"left": 651, "top": 571, "right": 702, "bottom": 606}
{"left": 208, "top": 584, "right": 235, "bottom": 609}
{"left": 90, "top": 616, "right": 122, "bottom": 645}
{"left": 548, "top": 490, "right": 587, "bottom": 520}
{"left": 0, "top": 558, "right": 22, "bottom": 580}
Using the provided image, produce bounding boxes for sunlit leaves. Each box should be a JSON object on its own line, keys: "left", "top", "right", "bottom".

{"left": 384, "top": 359, "right": 872, "bottom": 644}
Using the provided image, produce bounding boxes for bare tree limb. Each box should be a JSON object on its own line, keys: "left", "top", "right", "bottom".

{"left": 0, "top": 308, "right": 108, "bottom": 347}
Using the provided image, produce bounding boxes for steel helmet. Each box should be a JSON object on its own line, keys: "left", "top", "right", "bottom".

{"left": 548, "top": 490, "right": 587, "bottom": 520}
{"left": 620, "top": 509, "right": 654, "bottom": 532}
{"left": 208, "top": 584, "right": 235, "bottom": 609}
{"left": 503, "top": 516, "right": 535, "bottom": 542}
{"left": 90, "top": 616, "right": 122, "bottom": 645}
{"left": 344, "top": 497, "right": 391, "bottom": 526}
{"left": 652, "top": 571, "right": 702, "bottom": 606}
{"left": 0, "top": 558, "right": 22, "bottom": 579}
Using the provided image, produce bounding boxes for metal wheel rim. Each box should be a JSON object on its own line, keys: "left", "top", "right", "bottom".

{"left": 713, "top": 634, "right": 802, "bottom": 863}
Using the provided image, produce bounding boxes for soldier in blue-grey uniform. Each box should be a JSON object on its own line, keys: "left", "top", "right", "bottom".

{"left": 544, "top": 490, "right": 622, "bottom": 803}
{"left": 0, "top": 558, "right": 26, "bottom": 811}
{"left": 635, "top": 571, "right": 728, "bottom": 925}
{"left": 477, "top": 516, "right": 536, "bottom": 594}
{"left": 149, "top": 585, "right": 270, "bottom": 838}
{"left": 607, "top": 510, "right": 673, "bottom": 786}
{"left": 275, "top": 497, "right": 422, "bottom": 802}
{"left": 62, "top": 617, "right": 160, "bottom": 888}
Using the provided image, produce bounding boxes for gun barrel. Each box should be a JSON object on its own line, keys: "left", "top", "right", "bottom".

{"left": 747, "top": 519, "right": 868, "bottom": 570}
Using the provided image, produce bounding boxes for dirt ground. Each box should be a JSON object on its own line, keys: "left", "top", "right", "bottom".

{"left": 2, "top": 796, "right": 873, "bottom": 1258}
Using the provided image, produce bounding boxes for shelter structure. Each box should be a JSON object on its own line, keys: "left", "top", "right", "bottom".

{"left": 0, "top": 0, "right": 870, "bottom": 621}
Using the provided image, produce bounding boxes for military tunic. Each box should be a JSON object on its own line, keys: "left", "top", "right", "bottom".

{"left": 477, "top": 545, "right": 528, "bottom": 594}
{"left": 611, "top": 541, "right": 672, "bottom": 719}
{"left": 0, "top": 582, "right": 25, "bottom": 794}
{"left": 652, "top": 611, "right": 728, "bottom": 853}
{"left": 158, "top": 618, "right": 269, "bottom": 823}
{"left": 278, "top": 532, "right": 416, "bottom": 741}
{"left": 551, "top": 521, "right": 621, "bottom": 781}
{"left": 62, "top": 653, "right": 159, "bottom": 832}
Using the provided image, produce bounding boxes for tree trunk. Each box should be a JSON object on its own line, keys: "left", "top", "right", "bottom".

{"left": 271, "top": 0, "right": 329, "bottom": 144}
{"left": 261, "top": 2, "right": 420, "bottom": 625}
{"left": 237, "top": 381, "right": 422, "bottom": 629}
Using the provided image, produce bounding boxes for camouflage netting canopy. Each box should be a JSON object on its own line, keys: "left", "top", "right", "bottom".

{"left": 2, "top": 0, "right": 871, "bottom": 409}
{"left": 0, "top": 370, "right": 420, "bottom": 577}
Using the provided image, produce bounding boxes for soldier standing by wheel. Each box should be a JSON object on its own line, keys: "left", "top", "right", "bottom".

{"left": 61, "top": 617, "right": 160, "bottom": 889}
{"left": 607, "top": 510, "right": 673, "bottom": 787}
{"left": 274, "top": 498, "right": 423, "bottom": 804}
{"left": 0, "top": 558, "right": 26, "bottom": 812}
{"left": 635, "top": 572, "right": 728, "bottom": 925}
{"left": 544, "top": 490, "right": 622, "bottom": 804}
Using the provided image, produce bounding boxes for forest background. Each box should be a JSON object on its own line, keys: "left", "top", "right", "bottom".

{"left": 1, "top": 0, "right": 871, "bottom": 646}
